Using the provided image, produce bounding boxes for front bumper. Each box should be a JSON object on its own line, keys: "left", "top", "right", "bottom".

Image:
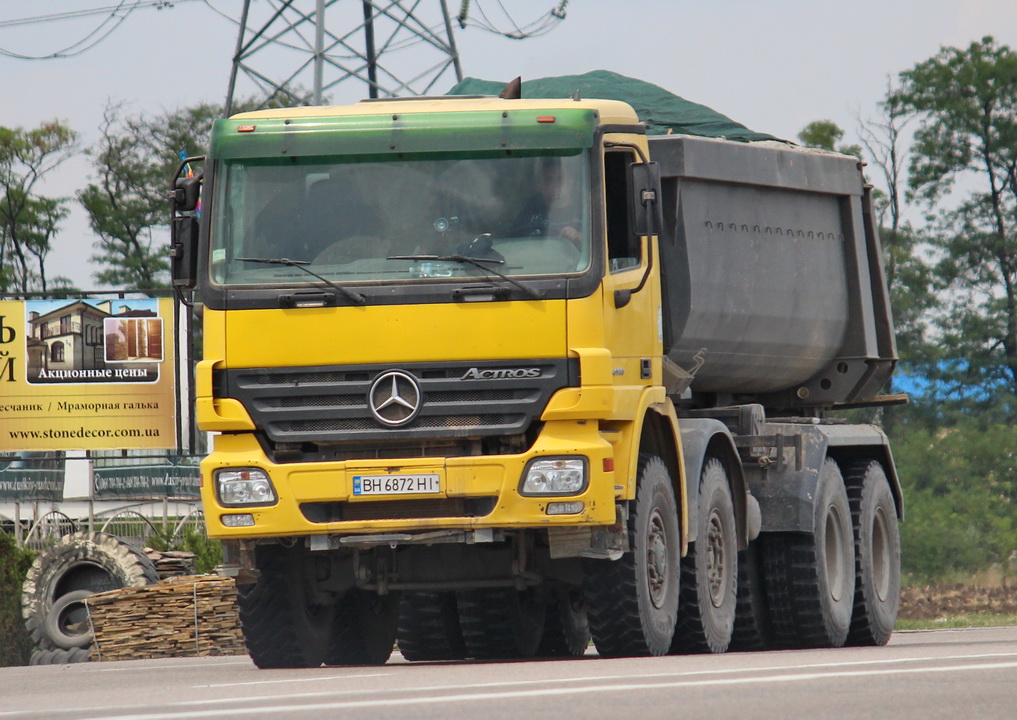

{"left": 201, "top": 418, "right": 618, "bottom": 539}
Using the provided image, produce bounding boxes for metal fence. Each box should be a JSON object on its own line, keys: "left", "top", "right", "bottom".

{"left": 3, "top": 501, "right": 206, "bottom": 551}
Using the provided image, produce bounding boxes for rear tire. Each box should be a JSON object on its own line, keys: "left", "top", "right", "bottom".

{"left": 728, "top": 542, "right": 773, "bottom": 651}
{"left": 671, "top": 458, "right": 737, "bottom": 654}
{"left": 237, "top": 546, "right": 334, "bottom": 668}
{"left": 763, "top": 459, "right": 855, "bottom": 648}
{"left": 584, "top": 454, "right": 679, "bottom": 657}
{"left": 456, "top": 587, "right": 545, "bottom": 660}
{"left": 326, "top": 590, "right": 399, "bottom": 666}
{"left": 536, "top": 586, "right": 591, "bottom": 657}
{"left": 845, "top": 461, "right": 901, "bottom": 646}
{"left": 397, "top": 592, "right": 466, "bottom": 661}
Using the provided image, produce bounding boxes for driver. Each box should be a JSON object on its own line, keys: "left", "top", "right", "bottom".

{"left": 506, "top": 157, "right": 581, "bottom": 243}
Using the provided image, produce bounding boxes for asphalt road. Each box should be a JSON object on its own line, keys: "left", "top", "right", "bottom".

{"left": 3, "top": 627, "right": 1017, "bottom": 720}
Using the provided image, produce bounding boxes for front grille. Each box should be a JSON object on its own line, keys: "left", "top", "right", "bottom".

{"left": 300, "top": 497, "right": 498, "bottom": 523}
{"left": 217, "top": 358, "right": 576, "bottom": 444}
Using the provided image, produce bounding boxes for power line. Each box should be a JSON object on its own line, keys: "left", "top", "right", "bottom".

{"left": 0, "top": 0, "right": 199, "bottom": 59}
{"left": 456, "top": 0, "right": 566, "bottom": 39}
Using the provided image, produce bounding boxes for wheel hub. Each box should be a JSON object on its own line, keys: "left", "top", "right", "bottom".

{"left": 646, "top": 509, "right": 671, "bottom": 609}
{"left": 705, "top": 510, "right": 728, "bottom": 608}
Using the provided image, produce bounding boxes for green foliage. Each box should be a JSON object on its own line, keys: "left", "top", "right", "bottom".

{"left": 892, "top": 421, "right": 1017, "bottom": 584}
{"left": 179, "top": 528, "right": 223, "bottom": 575}
{"left": 0, "top": 531, "right": 35, "bottom": 667}
{"left": 80, "top": 97, "right": 266, "bottom": 291}
{"left": 0, "top": 120, "right": 78, "bottom": 292}
{"left": 891, "top": 37, "right": 1017, "bottom": 415}
{"left": 797, "top": 119, "right": 862, "bottom": 158}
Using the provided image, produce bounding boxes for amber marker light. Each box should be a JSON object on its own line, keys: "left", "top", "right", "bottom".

{"left": 237, "top": 125, "right": 256, "bottom": 133}
{"left": 536, "top": 115, "right": 556, "bottom": 123}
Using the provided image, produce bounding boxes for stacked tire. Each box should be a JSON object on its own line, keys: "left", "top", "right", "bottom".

{"left": 22, "top": 531, "right": 159, "bottom": 665}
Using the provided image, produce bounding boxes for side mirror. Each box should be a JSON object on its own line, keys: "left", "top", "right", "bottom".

{"left": 170, "top": 156, "right": 205, "bottom": 289}
{"left": 174, "top": 175, "right": 202, "bottom": 212}
{"left": 171, "top": 216, "right": 200, "bottom": 289}
{"left": 628, "top": 161, "right": 663, "bottom": 237}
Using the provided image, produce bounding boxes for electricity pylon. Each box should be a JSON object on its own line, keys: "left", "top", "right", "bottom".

{"left": 225, "top": 0, "right": 463, "bottom": 114}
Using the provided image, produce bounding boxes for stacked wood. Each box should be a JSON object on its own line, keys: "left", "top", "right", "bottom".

{"left": 86, "top": 575, "right": 246, "bottom": 661}
{"left": 144, "top": 549, "right": 197, "bottom": 579}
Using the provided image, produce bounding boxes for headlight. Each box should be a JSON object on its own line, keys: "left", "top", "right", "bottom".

{"left": 520, "top": 457, "right": 587, "bottom": 496}
{"left": 215, "top": 468, "right": 277, "bottom": 507}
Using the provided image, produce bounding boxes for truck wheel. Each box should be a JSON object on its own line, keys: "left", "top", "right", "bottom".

{"left": 456, "top": 587, "right": 545, "bottom": 660}
{"left": 237, "top": 546, "right": 333, "bottom": 668}
{"left": 845, "top": 461, "right": 901, "bottom": 646}
{"left": 22, "top": 531, "right": 158, "bottom": 651}
{"left": 44, "top": 589, "right": 94, "bottom": 650}
{"left": 583, "top": 454, "right": 679, "bottom": 657}
{"left": 763, "top": 459, "right": 855, "bottom": 648}
{"left": 536, "top": 587, "right": 591, "bottom": 657}
{"left": 327, "top": 589, "right": 399, "bottom": 666}
{"left": 671, "top": 458, "right": 737, "bottom": 654}
{"left": 728, "top": 542, "right": 774, "bottom": 651}
{"left": 396, "top": 592, "right": 466, "bottom": 661}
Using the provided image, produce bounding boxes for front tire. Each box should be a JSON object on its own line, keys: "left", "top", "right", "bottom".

{"left": 671, "top": 458, "right": 737, "bottom": 654}
{"left": 845, "top": 461, "right": 901, "bottom": 646}
{"left": 584, "top": 454, "right": 680, "bottom": 657}
{"left": 237, "top": 546, "right": 334, "bottom": 668}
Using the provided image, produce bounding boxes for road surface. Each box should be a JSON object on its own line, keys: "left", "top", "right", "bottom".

{"left": 2, "top": 627, "right": 1017, "bottom": 719}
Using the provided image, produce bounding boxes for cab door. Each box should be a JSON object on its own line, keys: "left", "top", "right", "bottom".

{"left": 599, "top": 139, "right": 664, "bottom": 406}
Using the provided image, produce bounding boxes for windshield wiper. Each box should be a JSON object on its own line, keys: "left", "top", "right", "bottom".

{"left": 237, "top": 257, "right": 366, "bottom": 305}
{"left": 387, "top": 254, "right": 543, "bottom": 300}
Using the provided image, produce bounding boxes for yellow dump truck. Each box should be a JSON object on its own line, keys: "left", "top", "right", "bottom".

{"left": 171, "top": 83, "right": 901, "bottom": 668}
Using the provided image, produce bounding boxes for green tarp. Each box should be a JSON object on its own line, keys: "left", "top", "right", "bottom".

{"left": 448, "top": 70, "right": 779, "bottom": 143}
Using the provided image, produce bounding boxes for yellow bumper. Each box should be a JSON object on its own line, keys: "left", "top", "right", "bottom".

{"left": 201, "top": 419, "right": 617, "bottom": 539}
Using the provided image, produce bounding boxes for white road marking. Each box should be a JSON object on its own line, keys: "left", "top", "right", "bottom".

{"left": 4, "top": 655, "right": 1014, "bottom": 720}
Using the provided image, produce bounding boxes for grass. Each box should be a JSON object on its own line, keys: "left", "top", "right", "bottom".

{"left": 896, "top": 614, "right": 1017, "bottom": 631}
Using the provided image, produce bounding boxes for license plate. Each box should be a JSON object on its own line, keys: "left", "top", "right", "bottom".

{"left": 352, "top": 473, "right": 441, "bottom": 496}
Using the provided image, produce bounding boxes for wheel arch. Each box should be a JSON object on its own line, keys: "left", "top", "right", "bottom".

{"left": 678, "top": 418, "right": 749, "bottom": 550}
{"left": 636, "top": 397, "right": 687, "bottom": 554}
{"left": 825, "top": 442, "right": 903, "bottom": 521}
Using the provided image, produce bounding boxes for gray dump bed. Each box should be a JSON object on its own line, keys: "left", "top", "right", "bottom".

{"left": 649, "top": 135, "right": 896, "bottom": 409}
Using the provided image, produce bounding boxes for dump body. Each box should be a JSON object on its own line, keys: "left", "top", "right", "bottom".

{"left": 650, "top": 135, "right": 896, "bottom": 408}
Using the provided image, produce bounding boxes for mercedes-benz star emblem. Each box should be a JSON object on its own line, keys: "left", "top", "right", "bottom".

{"left": 368, "top": 370, "right": 422, "bottom": 427}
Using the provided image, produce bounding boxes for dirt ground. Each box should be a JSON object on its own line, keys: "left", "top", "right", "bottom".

{"left": 899, "top": 585, "right": 1017, "bottom": 620}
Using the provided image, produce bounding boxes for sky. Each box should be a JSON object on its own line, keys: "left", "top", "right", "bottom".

{"left": 2, "top": 0, "right": 1017, "bottom": 290}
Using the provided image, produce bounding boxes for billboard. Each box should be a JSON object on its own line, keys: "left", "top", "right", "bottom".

{"left": 0, "top": 298, "right": 179, "bottom": 451}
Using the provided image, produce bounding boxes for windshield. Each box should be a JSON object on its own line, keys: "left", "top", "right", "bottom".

{"left": 209, "top": 151, "right": 592, "bottom": 287}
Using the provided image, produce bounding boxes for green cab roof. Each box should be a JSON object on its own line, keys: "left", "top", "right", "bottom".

{"left": 211, "top": 101, "right": 605, "bottom": 161}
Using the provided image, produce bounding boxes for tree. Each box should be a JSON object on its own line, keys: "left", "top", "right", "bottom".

{"left": 853, "top": 85, "right": 940, "bottom": 429}
{"left": 797, "top": 119, "right": 862, "bottom": 159}
{"left": 80, "top": 99, "right": 264, "bottom": 291}
{"left": 0, "top": 122, "right": 78, "bottom": 293}
{"left": 892, "top": 36, "right": 1017, "bottom": 420}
